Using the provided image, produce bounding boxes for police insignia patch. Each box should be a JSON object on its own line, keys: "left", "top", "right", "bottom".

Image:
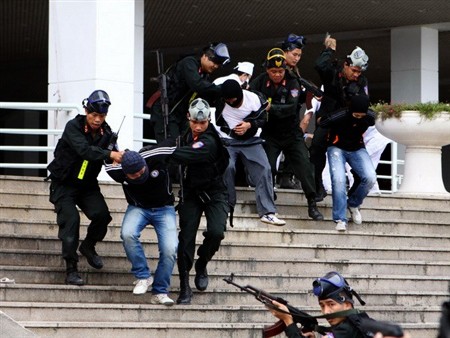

{"left": 151, "top": 170, "right": 159, "bottom": 178}
{"left": 192, "top": 141, "right": 204, "bottom": 149}
{"left": 291, "top": 89, "right": 299, "bottom": 97}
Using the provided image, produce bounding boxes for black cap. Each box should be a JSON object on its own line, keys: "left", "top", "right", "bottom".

{"left": 349, "top": 95, "right": 370, "bottom": 113}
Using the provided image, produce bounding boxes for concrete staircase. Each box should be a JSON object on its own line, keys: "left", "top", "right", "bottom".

{"left": 1, "top": 175, "right": 449, "bottom": 337}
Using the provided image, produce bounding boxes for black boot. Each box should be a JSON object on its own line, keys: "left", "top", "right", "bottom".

{"left": 279, "top": 173, "right": 300, "bottom": 189}
{"left": 194, "top": 259, "right": 209, "bottom": 291}
{"left": 79, "top": 240, "right": 103, "bottom": 269}
{"left": 65, "top": 261, "right": 84, "bottom": 286}
{"left": 308, "top": 198, "right": 324, "bottom": 220}
{"left": 177, "top": 272, "right": 193, "bottom": 304}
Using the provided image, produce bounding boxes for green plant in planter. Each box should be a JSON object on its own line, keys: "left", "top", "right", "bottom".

{"left": 370, "top": 101, "right": 450, "bottom": 121}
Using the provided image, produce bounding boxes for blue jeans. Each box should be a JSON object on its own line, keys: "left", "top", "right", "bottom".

{"left": 121, "top": 205, "right": 178, "bottom": 294}
{"left": 327, "top": 146, "right": 376, "bottom": 222}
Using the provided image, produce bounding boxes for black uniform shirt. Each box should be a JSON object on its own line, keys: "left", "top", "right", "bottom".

{"left": 168, "top": 123, "right": 228, "bottom": 191}
{"left": 250, "top": 73, "right": 300, "bottom": 137}
{"left": 315, "top": 48, "right": 368, "bottom": 119}
{"left": 165, "top": 56, "right": 221, "bottom": 117}
{"left": 47, "top": 114, "right": 113, "bottom": 186}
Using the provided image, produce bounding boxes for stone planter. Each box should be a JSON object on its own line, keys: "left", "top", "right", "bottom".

{"left": 375, "top": 111, "right": 450, "bottom": 195}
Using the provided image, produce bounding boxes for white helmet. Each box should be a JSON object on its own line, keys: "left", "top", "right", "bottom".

{"left": 188, "top": 98, "right": 211, "bottom": 121}
{"left": 347, "top": 46, "right": 369, "bottom": 71}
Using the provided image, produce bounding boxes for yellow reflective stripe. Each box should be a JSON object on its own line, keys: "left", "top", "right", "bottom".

{"left": 189, "top": 92, "right": 198, "bottom": 104}
{"left": 78, "top": 160, "right": 88, "bottom": 180}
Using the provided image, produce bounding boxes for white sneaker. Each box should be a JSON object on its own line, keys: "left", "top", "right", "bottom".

{"left": 133, "top": 277, "right": 153, "bottom": 295}
{"left": 150, "top": 293, "right": 175, "bottom": 306}
{"left": 335, "top": 220, "right": 347, "bottom": 231}
{"left": 260, "top": 214, "right": 286, "bottom": 226}
{"left": 348, "top": 206, "right": 362, "bottom": 225}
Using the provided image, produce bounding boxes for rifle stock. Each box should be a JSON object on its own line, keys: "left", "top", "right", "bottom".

{"left": 263, "top": 319, "right": 286, "bottom": 338}
{"left": 155, "top": 50, "right": 170, "bottom": 139}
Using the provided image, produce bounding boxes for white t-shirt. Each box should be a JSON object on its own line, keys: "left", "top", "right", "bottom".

{"left": 214, "top": 90, "right": 262, "bottom": 139}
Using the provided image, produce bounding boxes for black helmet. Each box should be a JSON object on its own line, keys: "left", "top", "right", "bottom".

{"left": 312, "top": 271, "right": 366, "bottom": 305}
{"left": 82, "top": 90, "right": 111, "bottom": 114}
{"left": 265, "top": 48, "right": 286, "bottom": 69}
{"left": 281, "top": 33, "right": 307, "bottom": 51}
{"left": 204, "top": 42, "right": 230, "bottom": 66}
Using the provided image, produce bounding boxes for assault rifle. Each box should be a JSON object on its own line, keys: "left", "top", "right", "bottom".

{"left": 223, "top": 273, "right": 324, "bottom": 337}
{"left": 155, "top": 50, "right": 170, "bottom": 139}
{"left": 298, "top": 76, "right": 324, "bottom": 99}
{"left": 224, "top": 274, "right": 405, "bottom": 338}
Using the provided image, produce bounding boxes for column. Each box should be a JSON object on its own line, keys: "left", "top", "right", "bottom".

{"left": 391, "top": 26, "right": 439, "bottom": 103}
{"left": 48, "top": 0, "right": 144, "bottom": 180}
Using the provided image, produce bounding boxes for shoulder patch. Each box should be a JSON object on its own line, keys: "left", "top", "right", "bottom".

{"left": 290, "top": 89, "right": 299, "bottom": 97}
{"left": 192, "top": 141, "right": 205, "bottom": 149}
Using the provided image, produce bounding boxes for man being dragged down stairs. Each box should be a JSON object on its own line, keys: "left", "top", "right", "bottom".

{"left": 105, "top": 148, "right": 178, "bottom": 306}
{"left": 47, "top": 90, "right": 124, "bottom": 285}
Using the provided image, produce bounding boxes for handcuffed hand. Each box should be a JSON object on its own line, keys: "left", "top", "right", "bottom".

{"left": 233, "top": 122, "right": 251, "bottom": 136}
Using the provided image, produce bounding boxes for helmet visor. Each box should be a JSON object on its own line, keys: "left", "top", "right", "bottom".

{"left": 313, "top": 272, "right": 346, "bottom": 297}
{"left": 209, "top": 43, "right": 230, "bottom": 66}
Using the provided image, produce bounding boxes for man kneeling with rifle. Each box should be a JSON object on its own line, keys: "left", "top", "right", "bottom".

{"left": 268, "top": 271, "right": 410, "bottom": 338}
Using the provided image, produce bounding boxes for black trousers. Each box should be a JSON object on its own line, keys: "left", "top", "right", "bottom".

{"left": 176, "top": 188, "right": 228, "bottom": 273}
{"left": 49, "top": 182, "right": 112, "bottom": 263}
{"left": 263, "top": 132, "right": 316, "bottom": 199}
{"left": 151, "top": 103, "right": 188, "bottom": 143}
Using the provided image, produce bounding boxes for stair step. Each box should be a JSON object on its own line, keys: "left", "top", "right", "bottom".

{"left": 3, "top": 302, "right": 441, "bottom": 324}
{"left": 1, "top": 283, "right": 448, "bottom": 308}
{"left": 2, "top": 264, "right": 450, "bottom": 292}
{"left": 20, "top": 321, "right": 439, "bottom": 338}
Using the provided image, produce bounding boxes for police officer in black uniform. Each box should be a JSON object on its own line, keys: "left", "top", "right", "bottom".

{"left": 269, "top": 271, "right": 409, "bottom": 338}
{"left": 250, "top": 48, "right": 323, "bottom": 221}
{"left": 148, "top": 42, "right": 230, "bottom": 143}
{"left": 47, "top": 90, "right": 123, "bottom": 285}
{"left": 167, "top": 98, "right": 229, "bottom": 304}
{"left": 310, "top": 35, "right": 369, "bottom": 201}
{"left": 278, "top": 33, "right": 313, "bottom": 190}
{"left": 269, "top": 271, "right": 367, "bottom": 338}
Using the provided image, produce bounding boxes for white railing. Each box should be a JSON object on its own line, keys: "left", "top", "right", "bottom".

{"left": 0, "top": 102, "right": 402, "bottom": 192}
{"left": 378, "top": 141, "right": 404, "bottom": 193}
{"left": 0, "top": 102, "right": 156, "bottom": 170}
